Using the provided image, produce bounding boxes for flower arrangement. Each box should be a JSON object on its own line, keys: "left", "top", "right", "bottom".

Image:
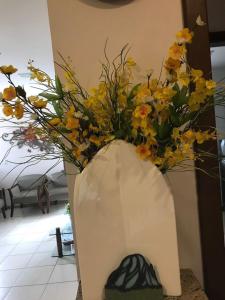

{"left": 0, "top": 28, "right": 222, "bottom": 173}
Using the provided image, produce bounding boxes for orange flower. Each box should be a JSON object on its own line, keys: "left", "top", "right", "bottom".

{"left": 66, "top": 117, "right": 79, "bottom": 130}
{"left": 136, "top": 144, "right": 151, "bottom": 160}
{"left": 164, "top": 57, "right": 181, "bottom": 71}
{"left": 0, "top": 65, "right": 17, "bottom": 75}
{"left": 33, "top": 99, "right": 47, "bottom": 109}
{"left": 49, "top": 118, "right": 61, "bottom": 126}
{"left": 2, "top": 104, "right": 13, "bottom": 116}
{"left": 3, "top": 86, "right": 16, "bottom": 101}
{"left": 133, "top": 104, "right": 152, "bottom": 119}
{"left": 14, "top": 102, "right": 24, "bottom": 119}
{"left": 168, "top": 43, "right": 186, "bottom": 60}
{"left": 176, "top": 28, "right": 194, "bottom": 44}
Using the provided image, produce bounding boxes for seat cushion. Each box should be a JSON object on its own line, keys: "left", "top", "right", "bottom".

{"left": 13, "top": 190, "right": 38, "bottom": 203}
{"left": 18, "top": 174, "right": 46, "bottom": 191}
{"left": 48, "top": 171, "right": 67, "bottom": 187}
{"left": 48, "top": 186, "right": 68, "bottom": 197}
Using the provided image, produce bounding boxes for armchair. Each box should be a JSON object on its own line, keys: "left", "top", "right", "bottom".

{"left": 8, "top": 174, "right": 48, "bottom": 217}
{"left": 0, "top": 189, "right": 6, "bottom": 219}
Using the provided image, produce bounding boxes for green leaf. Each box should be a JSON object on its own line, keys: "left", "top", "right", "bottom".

{"left": 127, "top": 83, "right": 141, "bottom": 104}
{"left": 52, "top": 101, "right": 63, "bottom": 117}
{"left": 55, "top": 75, "right": 63, "bottom": 97}
{"left": 169, "top": 106, "right": 180, "bottom": 127}
{"left": 158, "top": 123, "right": 172, "bottom": 140}
{"left": 172, "top": 84, "right": 188, "bottom": 108}
{"left": 39, "top": 92, "right": 59, "bottom": 101}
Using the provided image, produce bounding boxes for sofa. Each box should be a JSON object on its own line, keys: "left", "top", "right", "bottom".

{"left": 0, "top": 189, "right": 6, "bottom": 219}
{"left": 47, "top": 170, "right": 69, "bottom": 202}
{"left": 9, "top": 174, "right": 48, "bottom": 216}
{"left": 8, "top": 171, "right": 69, "bottom": 216}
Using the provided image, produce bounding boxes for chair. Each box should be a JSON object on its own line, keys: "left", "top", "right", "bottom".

{"left": 0, "top": 189, "right": 6, "bottom": 219}
{"left": 8, "top": 174, "right": 48, "bottom": 217}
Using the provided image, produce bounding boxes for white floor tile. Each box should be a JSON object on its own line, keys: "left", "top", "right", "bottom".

{"left": 5, "top": 285, "right": 46, "bottom": 300}
{"left": 0, "top": 270, "right": 21, "bottom": 288}
{"left": 0, "top": 288, "right": 9, "bottom": 300}
{"left": 57, "top": 256, "right": 75, "bottom": 265}
{"left": 41, "top": 282, "right": 78, "bottom": 300}
{"left": 0, "top": 255, "right": 32, "bottom": 270}
{"left": 49, "top": 264, "right": 77, "bottom": 283}
{"left": 0, "top": 246, "right": 15, "bottom": 257}
{"left": 36, "top": 241, "right": 56, "bottom": 253}
{"left": 0, "top": 257, "right": 6, "bottom": 264}
{"left": 0, "top": 235, "right": 23, "bottom": 246}
{"left": 22, "top": 233, "right": 45, "bottom": 243}
{"left": 10, "top": 242, "right": 40, "bottom": 255}
{"left": 28, "top": 253, "right": 57, "bottom": 268}
{"left": 15, "top": 266, "right": 54, "bottom": 286}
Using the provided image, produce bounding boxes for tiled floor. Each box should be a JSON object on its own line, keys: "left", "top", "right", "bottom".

{"left": 0, "top": 205, "right": 78, "bottom": 300}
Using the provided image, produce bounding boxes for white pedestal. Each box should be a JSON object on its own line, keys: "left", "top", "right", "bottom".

{"left": 73, "top": 140, "right": 181, "bottom": 300}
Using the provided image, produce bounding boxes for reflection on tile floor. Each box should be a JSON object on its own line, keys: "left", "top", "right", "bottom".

{"left": 0, "top": 205, "right": 77, "bottom": 300}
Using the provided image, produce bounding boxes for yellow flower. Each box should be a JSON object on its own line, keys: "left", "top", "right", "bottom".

{"left": 14, "top": 102, "right": 24, "bottom": 119}
{"left": 33, "top": 99, "right": 47, "bottom": 109}
{"left": 176, "top": 28, "right": 194, "bottom": 44}
{"left": 206, "top": 80, "right": 216, "bottom": 90}
{"left": 0, "top": 65, "right": 17, "bottom": 75}
{"left": 29, "top": 96, "right": 47, "bottom": 108}
{"left": 149, "top": 79, "right": 159, "bottom": 92}
{"left": 2, "top": 104, "right": 13, "bottom": 116}
{"left": 168, "top": 43, "right": 186, "bottom": 60}
{"left": 118, "top": 94, "right": 127, "bottom": 109}
{"left": 126, "top": 57, "right": 136, "bottom": 67}
{"left": 154, "top": 87, "right": 176, "bottom": 101}
{"left": 3, "top": 86, "right": 16, "bottom": 101}
{"left": 182, "top": 129, "right": 196, "bottom": 142}
{"left": 191, "top": 68, "right": 203, "bottom": 80}
{"left": 135, "top": 85, "right": 151, "bottom": 104}
{"left": 28, "top": 63, "right": 50, "bottom": 83}
{"left": 188, "top": 90, "right": 206, "bottom": 111}
{"left": 72, "top": 147, "right": 81, "bottom": 158}
{"left": 195, "top": 130, "right": 215, "bottom": 144}
{"left": 172, "top": 128, "right": 180, "bottom": 140}
{"left": 67, "top": 130, "right": 79, "bottom": 142}
{"left": 178, "top": 72, "right": 190, "bottom": 86}
{"left": 49, "top": 118, "right": 61, "bottom": 126}
{"left": 136, "top": 144, "right": 151, "bottom": 160}
{"left": 133, "top": 104, "right": 152, "bottom": 119}
{"left": 89, "top": 135, "right": 105, "bottom": 146}
{"left": 66, "top": 106, "right": 76, "bottom": 118}
{"left": 195, "top": 78, "right": 206, "bottom": 91}
{"left": 164, "top": 57, "right": 181, "bottom": 71}
{"left": 66, "top": 117, "right": 79, "bottom": 130}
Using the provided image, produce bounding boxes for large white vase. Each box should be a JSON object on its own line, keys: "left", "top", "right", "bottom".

{"left": 73, "top": 140, "right": 181, "bottom": 300}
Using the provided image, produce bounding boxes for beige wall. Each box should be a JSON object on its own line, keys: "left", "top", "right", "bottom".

{"left": 47, "top": 0, "right": 203, "bottom": 285}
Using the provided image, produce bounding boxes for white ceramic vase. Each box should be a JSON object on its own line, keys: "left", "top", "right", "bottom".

{"left": 73, "top": 140, "right": 181, "bottom": 300}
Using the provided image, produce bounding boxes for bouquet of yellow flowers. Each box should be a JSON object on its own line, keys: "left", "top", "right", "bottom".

{"left": 0, "top": 28, "right": 221, "bottom": 173}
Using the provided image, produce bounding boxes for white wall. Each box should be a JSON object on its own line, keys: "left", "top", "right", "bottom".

{"left": 47, "top": 0, "right": 203, "bottom": 285}
{"left": 0, "top": 0, "right": 63, "bottom": 187}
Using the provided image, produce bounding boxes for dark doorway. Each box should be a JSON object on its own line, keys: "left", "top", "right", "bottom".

{"left": 182, "top": 1, "right": 225, "bottom": 299}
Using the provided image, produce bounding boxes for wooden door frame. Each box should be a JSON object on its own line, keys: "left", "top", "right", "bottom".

{"left": 182, "top": 1, "right": 225, "bottom": 299}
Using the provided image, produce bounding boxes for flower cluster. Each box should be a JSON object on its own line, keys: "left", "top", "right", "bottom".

{"left": 0, "top": 28, "right": 219, "bottom": 173}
